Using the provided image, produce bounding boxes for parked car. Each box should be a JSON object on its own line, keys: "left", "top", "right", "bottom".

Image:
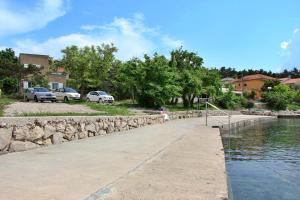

{"left": 25, "top": 87, "right": 56, "bottom": 102}
{"left": 54, "top": 87, "right": 80, "bottom": 102}
{"left": 86, "top": 91, "right": 114, "bottom": 103}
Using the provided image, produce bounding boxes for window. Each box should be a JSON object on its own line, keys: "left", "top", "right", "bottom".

{"left": 51, "top": 82, "right": 59, "bottom": 90}
{"left": 34, "top": 88, "right": 49, "bottom": 92}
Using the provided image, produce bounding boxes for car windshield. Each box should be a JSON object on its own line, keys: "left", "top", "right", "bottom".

{"left": 99, "top": 91, "right": 108, "bottom": 95}
{"left": 34, "top": 88, "right": 49, "bottom": 92}
{"left": 64, "top": 88, "right": 77, "bottom": 93}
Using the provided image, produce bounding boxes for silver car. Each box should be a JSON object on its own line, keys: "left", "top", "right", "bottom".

{"left": 25, "top": 87, "right": 56, "bottom": 102}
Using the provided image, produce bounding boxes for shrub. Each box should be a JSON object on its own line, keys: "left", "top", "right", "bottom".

{"left": 2, "top": 77, "right": 18, "bottom": 94}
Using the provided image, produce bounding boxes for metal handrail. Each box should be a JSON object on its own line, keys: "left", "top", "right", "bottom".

{"left": 205, "top": 101, "right": 231, "bottom": 133}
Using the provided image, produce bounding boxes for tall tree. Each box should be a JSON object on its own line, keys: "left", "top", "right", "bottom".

{"left": 60, "top": 44, "right": 117, "bottom": 95}
{"left": 0, "top": 48, "right": 40, "bottom": 94}
{"left": 170, "top": 47, "right": 204, "bottom": 108}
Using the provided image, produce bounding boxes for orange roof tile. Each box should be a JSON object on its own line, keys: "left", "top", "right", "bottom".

{"left": 231, "top": 74, "right": 275, "bottom": 82}
{"left": 282, "top": 78, "right": 300, "bottom": 84}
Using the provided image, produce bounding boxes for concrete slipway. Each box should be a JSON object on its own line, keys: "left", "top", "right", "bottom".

{"left": 0, "top": 115, "right": 273, "bottom": 200}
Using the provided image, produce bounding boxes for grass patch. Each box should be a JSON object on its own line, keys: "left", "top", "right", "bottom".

{"left": 85, "top": 102, "right": 133, "bottom": 116}
{"left": 0, "top": 96, "right": 16, "bottom": 116}
{"left": 165, "top": 103, "right": 205, "bottom": 112}
{"left": 287, "top": 104, "right": 300, "bottom": 111}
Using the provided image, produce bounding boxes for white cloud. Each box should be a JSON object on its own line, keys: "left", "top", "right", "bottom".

{"left": 11, "top": 13, "right": 184, "bottom": 60}
{"left": 280, "top": 28, "right": 300, "bottom": 67}
{"left": 161, "top": 35, "right": 183, "bottom": 49}
{"left": 280, "top": 41, "right": 289, "bottom": 50}
{"left": 0, "top": 0, "right": 69, "bottom": 36}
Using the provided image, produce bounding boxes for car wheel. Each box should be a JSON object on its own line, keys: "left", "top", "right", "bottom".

{"left": 25, "top": 96, "right": 29, "bottom": 102}
{"left": 64, "top": 96, "right": 69, "bottom": 102}
{"left": 98, "top": 98, "right": 103, "bottom": 103}
{"left": 51, "top": 100, "right": 56, "bottom": 103}
{"left": 34, "top": 96, "right": 38, "bottom": 102}
{"left": 87, "top": 98, "right": 90, "bottom": 102}
{"left": 41, "top": 100, "right": 44, "bottom": 103}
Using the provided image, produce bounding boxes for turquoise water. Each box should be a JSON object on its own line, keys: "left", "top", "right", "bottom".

{"left": 222, "top": 119, "right": 300, "bottom": 200}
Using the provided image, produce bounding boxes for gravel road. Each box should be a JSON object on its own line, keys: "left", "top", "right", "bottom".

{"left": 4, "top": 102, "right": 98, "bottom": 116}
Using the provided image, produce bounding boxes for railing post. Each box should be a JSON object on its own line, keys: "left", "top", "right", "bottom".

{"left": 205, "top": 101, "right": 208, "bottom": 126}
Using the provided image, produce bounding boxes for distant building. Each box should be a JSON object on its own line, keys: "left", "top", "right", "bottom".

{"left": 221, "top": 77, "right": 234, "bottom": 93}
{"left": 280, "top": 77, "right": 300, "bottom": 88}
{"left": 19, "top": 53, "right": 68, "bottom": 90}
{"left": 231, "top": 74, "right": 275, "bottom": 99}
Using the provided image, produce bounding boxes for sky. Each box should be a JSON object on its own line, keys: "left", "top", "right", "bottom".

{"left": 0, "top": 0, "right": 300, "bottom": 71}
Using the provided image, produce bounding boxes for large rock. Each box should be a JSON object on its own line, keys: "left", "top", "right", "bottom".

{"left": 0, "top": 128, "right": 12, "bottom": 151}
{"left": 13, "top": 126, "right": 29, "bottom": 140}
{"left": 52, "top": 132, "right": 64, "bottom": 144}
{"left": 56, "top": 122, "right": 66, "bottom": 132}
{"left": 9, "top": 141, "right": 39, "bottom": 152}
{"left": 43, "top": 125, "right": 56, "bottom": 139}
{"left": 78, "top": 131, "right": 88, "bottom": 139}
{"left": 64, "top": 124, "right": 76, "bottom": 140}
{"left": 27, "top": 126, "right": 44, "bottom": 141}
{"left": 13, "top": 126, "right": 44, "bottom": 141}
{"left": 86, "top": 123, "right": 96, "bottom": 133}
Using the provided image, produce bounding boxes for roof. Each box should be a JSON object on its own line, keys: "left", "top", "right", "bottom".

{"left": 279, "top": 77, "right": 291, "bottom": 82}
{"left": 221, "top": 77, "right": 234, "bottom": 82}
{"left": 282, "top": 78, "right": 300, "bottom": 85}
{"left": 19, "top": 53, "right": 49, "bottom": 58}
{"left": 231, "top": 74, "right": 275, "bottom": 82}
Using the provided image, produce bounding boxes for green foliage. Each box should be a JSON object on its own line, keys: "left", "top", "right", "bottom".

{"left": 0, "top": 48, "right": 42, "bottom": 94}
{"left": 60, "top": 44, "right": 118, "bottom": 95}
{"left": 31, "top": 69, "right": 49, "bottom": 88}
{"left": 116, "top": 58, "right": 142, "bottom": 102}
{"left": 261, "top": 79, "right": 281, "bottom": 92}
{"left": 243, "top": 90, "right": 256, "bottom": 100}
{"left": 262, "top": 84, "right": 293, "bottom": 110}
{"left": 287, "top": 104, "right": 300, "bottom": 111}
{"left": 1, "top": 77, "right": 18, "bottom": 94}
{"left": 137, "top": 54, "right": 181, "bottom": 107}
{"left": 170, "top": 47, "right": 204, "bottom": 108}
{"left": 0, "top": 96, "right": 15, "bottom": 116}
{"left": 215, "top": 87, "right": 246, "bottom": 109}
{"left": 85, "top": 102, "right": 133, "bottom": 116}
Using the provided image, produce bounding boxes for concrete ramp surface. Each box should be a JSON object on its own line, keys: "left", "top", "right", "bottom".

{"left": 0, "top": 117, "right": 230, "bottom": 200}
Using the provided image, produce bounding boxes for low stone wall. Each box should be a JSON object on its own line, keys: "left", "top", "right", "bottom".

{"left": 0, "top": 111, "right": 203, "bottom": 154}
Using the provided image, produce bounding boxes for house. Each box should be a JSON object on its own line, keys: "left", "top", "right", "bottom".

{"left": 231, "top": 74, "right": 275, "bottom": 99}
{"left": 221, "top": 77, "right": 234, "bottom": 93}
{"left": 280, "top": 78, "right": 300, "bottom": 88}
{"left": 19, "top": 53, "right": 68, "bottom": 90}
{"left": 48, "top": 67, "right": 69, "bottom": 90}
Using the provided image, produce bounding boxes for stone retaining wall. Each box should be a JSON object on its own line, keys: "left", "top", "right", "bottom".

{"left": 0, "top": 111, "right": 202, "bottom": 154}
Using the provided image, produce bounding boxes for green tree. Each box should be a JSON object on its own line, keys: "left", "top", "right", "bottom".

{"left": 169, "top": 47, "right": 204, "bottom": 108}
{"left": 261, "top": 79, "right": 281, "bottom": 92}
{"left": 0, "top": 48, "right": 40, "bottom": 94}
{"left": 262, "top": 84, "right": 293, "bottom": 110}
{"left": 117, "top": 58, "right": 143, "bottom": 103}
{"left": 60, "top": 44, "right": 118, "bottom": 96}
{"left": 202, "top": 68, "right": 221, "bottom": 100}
{"left": 136, "top": 54, "right": 181, "bottom": 107}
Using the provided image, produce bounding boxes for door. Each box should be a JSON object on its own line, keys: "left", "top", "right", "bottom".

{"left": 91, "top": 92, "right": 98, "bottom": 102}
{"left": 57, "top": 88, "right": 65, "bottom": 100}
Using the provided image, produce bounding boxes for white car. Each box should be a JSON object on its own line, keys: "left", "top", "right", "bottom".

{"left": 54, "top": 87, "right": 81, "bottom": 102}
{"left": 86, "top": 91, "right": 114, "bottom": 103}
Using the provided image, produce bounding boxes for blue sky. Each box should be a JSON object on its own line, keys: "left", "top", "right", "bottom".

{"left": 0, "top": 0, "right": 300, "bottom": 71}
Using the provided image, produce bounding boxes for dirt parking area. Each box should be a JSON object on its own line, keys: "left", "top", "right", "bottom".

{"left": 4, "top": 102, "right": 98, "bottom": 116}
